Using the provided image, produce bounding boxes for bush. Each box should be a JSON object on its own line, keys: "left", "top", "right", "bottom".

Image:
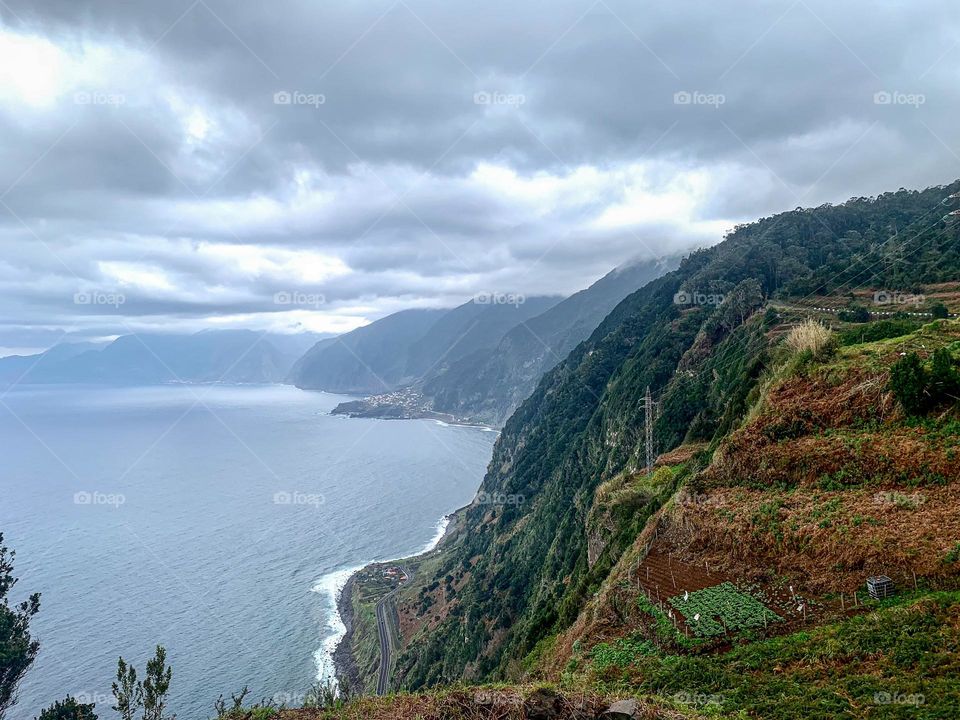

{"left": 890, "top": 353, "right": 928, "bottom": 414}
{"left": 838, "top": 319, "right": 921, "bottom": 345}
{"left": 931, "top": 302, "right": 949, "bottom": 319}
{"left": 36, "top": 698, "right": 98, "bottom": 720}
{"left": 112, "top": 646, "right": 172, "bottom": 720}
{"left": 890, "top": 349, "right": 960, "bottom": 414}
{"left": 785, "top": 319, "right": 834, "bottom": 358}
{"left": 839, "top": 305, "right": 871, "bottom": 323}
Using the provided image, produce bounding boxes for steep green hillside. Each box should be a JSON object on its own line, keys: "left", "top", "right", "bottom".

{"left": 282, "top": 590, "right": 960, "bottom": 719}
{"left": 403, "top": 296, "right": 560, "bottom": 380}
{"left": 422, "top": 256, "right": 679, "bottom": 425}
{"left": 388, "top": 182, "right": 960, "bottom": 688}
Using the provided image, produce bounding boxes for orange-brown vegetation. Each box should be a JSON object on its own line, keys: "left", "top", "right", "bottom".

{"left": 660, "top": 483, "right": 960, "bottom": 593}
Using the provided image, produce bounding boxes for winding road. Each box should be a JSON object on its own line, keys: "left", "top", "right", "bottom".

{"left": 375, "top": 565, "right": 410, "bottom": 695}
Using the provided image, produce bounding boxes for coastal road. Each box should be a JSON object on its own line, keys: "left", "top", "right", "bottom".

{"left": 376, "top": 565, "right": 411, "bottom": 695}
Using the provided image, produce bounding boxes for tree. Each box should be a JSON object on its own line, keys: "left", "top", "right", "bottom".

{"left": 0, "top": 533, "right": 41, "bottom": 720}
{"left": 890, "top": 349, "right": 959, "bottom": 414}
{"left": 35, "top": 697, "right": 98, "bottom": 720}
{"left": 112, "top": 647, "right": 171, "bottom": 720}
{"left": 142, "top": 647, "right": 171, "bottom": 720}
{"left": 890, "top": 352, "right": 928, "bottom": 414}
{"left": 928, "top": 348, "right": 960, "bottom": 401}
{"left": 930, "top": 301, "right": 949, "bottom": 319}
{"left": 112, "top": 657, "right": 142, "bottom": 720}
{"left": 839, "top": 305, "right": 871, "bottom": 323}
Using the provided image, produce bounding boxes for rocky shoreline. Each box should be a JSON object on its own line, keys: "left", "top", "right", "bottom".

{"left": 331, "top": 513, "right": 463, "bottom": 693}
{"left": 332, "top": 574, "right": 361, "bottom": 694}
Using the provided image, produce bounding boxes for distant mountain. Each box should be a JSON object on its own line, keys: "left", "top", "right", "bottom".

{"left": 403, "top": 296, "right": 561, "bottom": 379}
{"left": 288, "top": 309, "right": 449, "bottom": 394}
{"left": 0, "top": 330, "right": 317, "bottom": 386}
{"left": 289, "top": 298, "right": 561, "bottom": 396}
{"left": 421, "top": 256, "right": 680, "bottom": 425}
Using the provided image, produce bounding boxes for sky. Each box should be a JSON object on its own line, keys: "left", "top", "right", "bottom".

{"left": 0, "top": 0, "right": 958, "bottom": 354}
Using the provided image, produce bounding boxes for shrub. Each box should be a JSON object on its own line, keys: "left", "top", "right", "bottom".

{"left": 112, "top": 647, "right": 172, "bottom": 720}
{"left": 931, "top": 302, "right": 949, "bottom": 319}
{"left": 35, "top": 698, "right": 98, "bottom": 720}
{"left": 785, "top": 319, "right": 834, "bottom": 358}
{"left": 838, "top": 319, "right": 921, "bottom": 346}
{"left": 0, "top": 534, "right": 41, "bottom": 720}
{"left": 839, "top": 305, "right": 871, "bottom": 323}
{"left": 890, "top": 352, "right": 930, "bottom": 414}
{"left": 890, "top": 349, "right": 960, "bottom": 414}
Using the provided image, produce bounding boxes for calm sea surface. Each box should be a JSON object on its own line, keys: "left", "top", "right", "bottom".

{"left": 0, "top": 384, "right": 496, "bottom": 719}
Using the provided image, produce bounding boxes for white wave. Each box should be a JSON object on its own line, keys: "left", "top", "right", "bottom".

{"left": 310, "top": 563, "right": 367, "bottom": 684}
{"left": 421, "top": 516, "right": 450, "bottom": 553}
{"left": 310, "top": 516, "right": 451, "bottom": 685}
{"left": 432, "top": 419, "right": 450, "bottom": 427}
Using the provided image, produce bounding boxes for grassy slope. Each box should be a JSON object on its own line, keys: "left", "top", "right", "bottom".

{"left": 280, "top": 321, "right": 960, "bottom": 718}
{"left": 277, "top": 591, "right": 960, "bottom": 718}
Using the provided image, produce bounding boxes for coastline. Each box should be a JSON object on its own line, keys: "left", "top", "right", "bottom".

{"left": 331, "top": 573, "right": 362, "bottom": 693}
{"left": 330, "top": 514, "right": 455, "bottom": 691}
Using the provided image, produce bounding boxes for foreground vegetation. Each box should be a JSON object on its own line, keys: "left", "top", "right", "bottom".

{"left": 4, "top": 183, "right": 960, "bottom": 720}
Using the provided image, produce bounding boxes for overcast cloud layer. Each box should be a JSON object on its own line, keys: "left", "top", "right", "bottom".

{"left": 1, "top": 0, "right": 958, "bottom": 353}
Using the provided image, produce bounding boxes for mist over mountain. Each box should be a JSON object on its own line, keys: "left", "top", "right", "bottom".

{"left": 288, "top": 309, "right": 451, "bottom": 394}
{"left": 421, "top": 255, "right": 680, "bottom": 425}
{"left": 288, "top": 298, "right": 561, "bottom": 396}
{"left": 290, "top": 257, "right": 678, "bottom": 423}
{"left": 0, "top": 330, "right": 321, "bottom": 386}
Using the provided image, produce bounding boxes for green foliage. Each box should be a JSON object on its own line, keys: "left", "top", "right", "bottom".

{"left": 0, "top": 533, "right": 40, "bottom": 720}
{"left": 667, "top": 583, "right": 781, "bottom": 638}
{"left": 630, "top": 592, "right": 960, "bottom": 719}
{"left": 112, "top": 658, "right": 141, "bottom": 720}
{"left": 35, "top": 697, "right": 98, "bottom": 720}
{"left": 589, "top": 634, "right": 655, "bottom": 671}
{"left": 890, "top": 349, "right": 960, "bottom": 414}
{"left": 838, "top": 305, "right": 871, "bottom": 323}
{"left": 304, "top": 679, "right": 352, "bottom": 711}
{"left": 112, "top": 647, "right": 171, "bottom": 720}
{"left": 394, "top": 181, "right": 960, "bottom": 689}
{"left": 931, "top": 301, "right": 949, "bottom": 319}
{"left": 142, "top": 647, "right": 171, "bottom": 720}
{"left": 890, "top": 352, "right": 928, "bottom": 414}
{"left": 36, "top": 696, "right": 97, "bottom": 720}
{"left": 212, "top": 687, "right": 284, "bottom": 720}
{"left": 838, "top": 318, "right": 921, "bottom": 346}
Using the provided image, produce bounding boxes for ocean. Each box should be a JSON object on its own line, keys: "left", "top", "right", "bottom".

{"left": 0, "top": 384, "right": 496, "bottom": 719}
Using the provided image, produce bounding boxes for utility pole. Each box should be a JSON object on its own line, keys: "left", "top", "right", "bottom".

{"left": 640, "top": 386, "right": 658, "bottom": 475}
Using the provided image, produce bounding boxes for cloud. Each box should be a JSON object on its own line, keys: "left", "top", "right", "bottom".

{"left": 0, "top": 0, "right": 957, "bottom": 349}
